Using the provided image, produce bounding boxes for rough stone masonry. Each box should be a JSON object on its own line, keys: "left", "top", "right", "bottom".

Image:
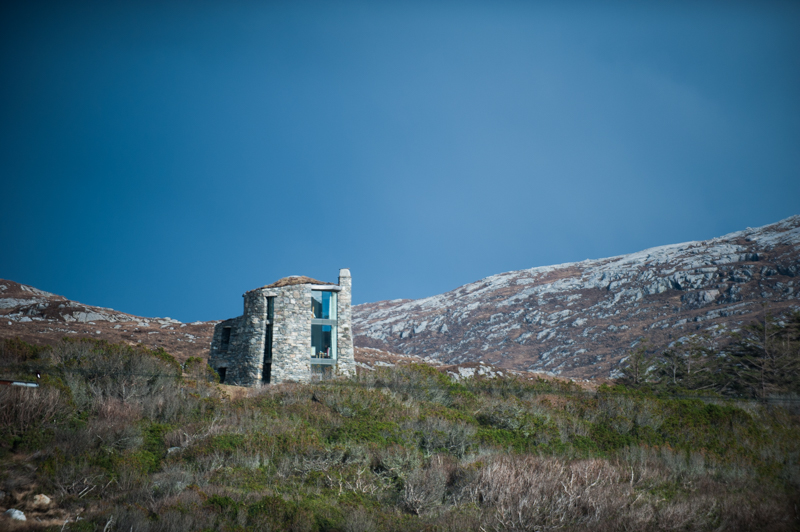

{"left": 208, "top": 269, "right": 356, "bottom": 385}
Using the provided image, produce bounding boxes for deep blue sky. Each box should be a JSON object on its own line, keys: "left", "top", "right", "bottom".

{"left": 1, "top": 1, "right": 799, "bottom": 322}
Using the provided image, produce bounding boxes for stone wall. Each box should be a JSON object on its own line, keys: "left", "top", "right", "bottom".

{"left": 269, "top": 284, "right": 313, "bottom": 383}
{"left": 208, "top": 315, "right": 247, "bottom": 384}
{"left": 208, "top": 269, "right": 354, "bottom": 386}
{"left": 238, "top": 288, "right": 274, "bottom": 385}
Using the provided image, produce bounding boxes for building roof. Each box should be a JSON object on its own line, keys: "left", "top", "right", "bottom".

{"left": 247, "top": 276, "right": 333, "bottom": 293}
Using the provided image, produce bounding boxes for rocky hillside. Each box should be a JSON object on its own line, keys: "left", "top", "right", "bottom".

{"left": 0, "top": 280, "right": 216, "bottom": 362}
{"left": 353, "top": 215, "right": 800, "bottom": 379}
{"left": 0, "top": 282, "right": 431, "bottom": 372}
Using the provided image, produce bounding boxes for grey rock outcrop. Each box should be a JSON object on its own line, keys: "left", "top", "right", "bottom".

{"left": 354, "top": 216, "right": 800, "bottom": 379}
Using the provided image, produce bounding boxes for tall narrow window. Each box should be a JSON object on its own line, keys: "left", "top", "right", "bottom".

{"left": 311, "top": 290, "right": 337, "bottom": 370}
{"left": 221, "top": 327, "right": 231, "bottom": 351}
{"left": 263, "top": 297, "right": 274, "bottom": 383}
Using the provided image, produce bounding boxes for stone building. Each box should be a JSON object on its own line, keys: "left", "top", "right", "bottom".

{"left": 208, "top": 269, "right": 356, "bottom": 385}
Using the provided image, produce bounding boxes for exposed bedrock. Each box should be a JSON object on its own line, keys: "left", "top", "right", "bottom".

{"left": 354, "top": 216, "right": 800, "bottom": 379}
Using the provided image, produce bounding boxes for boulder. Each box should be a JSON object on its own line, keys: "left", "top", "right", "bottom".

{"left": 32, "top": 494, "right": 51, "bottom": 509}
{"left": 681, "top": 290, "right": 720, "bottom": 309}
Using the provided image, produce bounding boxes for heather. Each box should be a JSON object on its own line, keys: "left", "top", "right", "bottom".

{"left": 1, "top": 338, "right": 798, "bottom": 531}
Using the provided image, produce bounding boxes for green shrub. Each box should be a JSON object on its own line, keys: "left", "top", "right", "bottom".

{"left": 1, "top": 338, "right": 798, "bottom": 531}
{"left": 247, "top": 495, "right": 317, "bottom": 531}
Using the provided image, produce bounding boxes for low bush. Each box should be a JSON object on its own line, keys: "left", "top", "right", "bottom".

{"left": 0, "top": 385, "right": 65, "bottom": 440}
{"left": 0, "top": 338, "right": 798, "bottom": 531}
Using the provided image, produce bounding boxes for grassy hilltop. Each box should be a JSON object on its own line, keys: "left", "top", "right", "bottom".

{"left": 1, "top": 337, "right": 799, "bottom": 531}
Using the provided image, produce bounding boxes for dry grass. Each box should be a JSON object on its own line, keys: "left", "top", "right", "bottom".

{"left": 465, "top": 455, "right": 627, "bottom": 530}
{"left": 0, "top": 386, "right": 65, "bottom": 438}
{"left": 1, "top": 339, "right": 798, "bottom": 531}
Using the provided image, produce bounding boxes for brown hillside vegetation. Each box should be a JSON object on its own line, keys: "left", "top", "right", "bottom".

{"left": 0, "top": 278, "right": 561, "bottom": 383}
{"left": 1, "top": 338, "right": 798, "bottom": 531}
{"left": 0, "top": 279, "right": 215, "bottom": 364}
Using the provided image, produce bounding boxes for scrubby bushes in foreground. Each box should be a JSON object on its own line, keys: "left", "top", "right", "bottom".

{"left": 0, "top": 338, "right": 798, "bottom": 531}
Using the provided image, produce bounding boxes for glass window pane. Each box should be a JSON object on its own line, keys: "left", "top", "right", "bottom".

{"left": 311, "top": 323, "right": 337, "bottom": 359}
{"left": 311, "top": 290, "right": 337, "bottom": 319}
{"left": 312, "top": 291, "right": 323, "bottom": 318}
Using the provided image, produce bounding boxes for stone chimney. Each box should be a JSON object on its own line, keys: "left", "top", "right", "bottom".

{"left": 337, "top": 269, "right": 355, "bottom": 375}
